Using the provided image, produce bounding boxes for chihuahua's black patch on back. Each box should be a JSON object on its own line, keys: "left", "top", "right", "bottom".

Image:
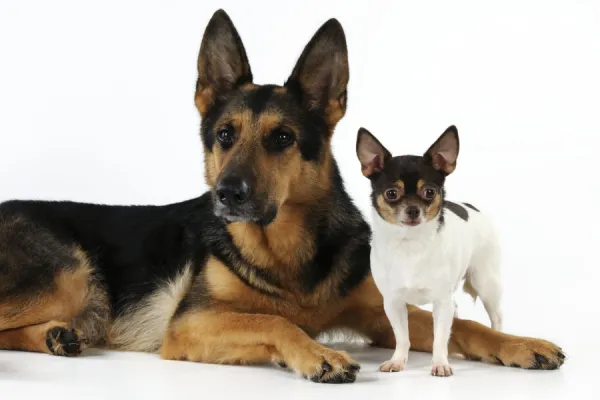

{"left": 444, "top": 201, "right": 469, "bottom": 222}
{"left": 463, "top": 202, "right": 479, "bottom": 212}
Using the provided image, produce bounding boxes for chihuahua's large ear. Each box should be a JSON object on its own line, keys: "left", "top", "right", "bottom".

{"left": 356, "top": 128, "right": 392, "bottom": 178}
{"left": 195, "top": 10, "right": 253, "bottom": 117}
{"left": 424, "top": 125, "right": 460, "bottom": 175}
{"left": 285, "top": 19, "right": 349, "bottom": 131}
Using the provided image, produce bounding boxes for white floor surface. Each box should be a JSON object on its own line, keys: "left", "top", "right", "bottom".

{"left": 0, "top": 339, "right": 592, "bottom": 400}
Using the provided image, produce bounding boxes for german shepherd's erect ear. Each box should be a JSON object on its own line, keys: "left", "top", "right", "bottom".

{"left": 285, "top": 19, "right": 349, "bottom": 130}
{"left": 195, "top": 9, "right": 253, "bottom": 116}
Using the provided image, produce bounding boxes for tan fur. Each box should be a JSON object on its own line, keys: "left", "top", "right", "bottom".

{"left": 0, "top": 321, "right": 68, "bottom": 354}
{"left": 227, "top": 205, "right": 315, "bottom": 271}
{"left": 194, "top": 87, "right": 215, "bottom": 117}
{"left": 425, "top": 192, "right": 442, "bottom": 221}
{"left": 376, "top": 194, "right": 397, "bottom": 224}
{"left": 161, "top": 309, "right": 358, "bottom": 379}
{"left": 108, "top": 263, "right": 193, "bottom": 352}
{"left": 0, "top": 247, "right": 92, "bottom": 331}
{"left": 205, "top": 255, "right": 283, "bottom": 299}
{"left": 241, "top": 83, "right": 258, "bottom": 91}
{"left": 204, "top": 256, "right": 347, "bottom": 329}
{"left": 395, "top": 180, "right": 405, "bottom": 192}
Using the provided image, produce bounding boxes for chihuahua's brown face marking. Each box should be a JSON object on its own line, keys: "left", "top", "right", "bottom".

{"left": 195, "top": 11, "right": 348, "bottom": 224}
{"left": 356, "top": 126, "right": 460, "bottom": 227}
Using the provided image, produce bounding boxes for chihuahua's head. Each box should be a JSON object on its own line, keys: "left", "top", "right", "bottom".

{"left": 356, "top": 126, "right": 459, "bottom": 227}
{"left": 196, "top": 10, "right": 348, "bottom": 225}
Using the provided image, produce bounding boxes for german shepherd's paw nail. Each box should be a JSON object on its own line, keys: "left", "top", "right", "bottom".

{"left": 431, "top": 364, "right": 453, "bottom": 377}
{"left": 496, "top": 338, "right": 565, "bottom": 370}
{"left": 349, "top": 363, "right": 361, "bottom": 373}
{"left": 46, "top": 326, "right": 85, "bottom": 357}
{"left": 379, "top": 359, "right": 405, "bottom": 372}
{"left": 275, "top": 361, "right": 288, "bottom": 369}
{"left": 299, "top": 349, "right": 360, "bottom": 383}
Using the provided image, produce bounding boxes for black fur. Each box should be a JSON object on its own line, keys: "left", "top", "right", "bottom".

{"left": 444, "top": 201, "right": 469, "bottom": 222}
{"left": 299, "top": 162, "right": 371, "bottom": 295}
{"left": 0, "top": 198, "right": 207, "bottom": 317}
{"left": 247, "top": 84, "right": 276, "bottom": 114}
{"left": 0, "top": 163, "right": 371, "bottom": 321}
{"left": 463, "top": 202, "right": 479, "bottom": 212}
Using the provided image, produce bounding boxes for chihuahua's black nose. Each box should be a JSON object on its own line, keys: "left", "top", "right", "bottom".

{"left": 215, "top": 176, "right": 251, "bottom": 207}
{"left": 406, "top": 206, "right": 421, "bottom": 220}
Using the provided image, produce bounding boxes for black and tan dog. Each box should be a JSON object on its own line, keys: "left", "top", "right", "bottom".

{"left": 0, "top": 10, "right": 564, "bottom": 383}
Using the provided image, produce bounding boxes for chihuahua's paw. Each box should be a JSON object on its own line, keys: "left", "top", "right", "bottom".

{"left": 379, "top": 359, "right": 406, "bottom": 372}
{"left": 431, "top": 364, "right": 453, "bottom": 377}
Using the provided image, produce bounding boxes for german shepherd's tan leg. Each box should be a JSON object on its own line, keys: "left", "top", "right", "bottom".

{"left": 0, "top": 263, "right": 92, "bottom": 331}
{"left": 0, "top": 218, "right": 96, "bottom": 355}
{"left": 162, "top": 310, "right": 361, "bottom": 383}
{"left": 0, "top": 263, "right": 92, "bottom": 356}
{"left": 0, "top": 321, "right": 86, "bottom": 356}
{"left": 338, "top": 275, "right": 565, "bottom": 370}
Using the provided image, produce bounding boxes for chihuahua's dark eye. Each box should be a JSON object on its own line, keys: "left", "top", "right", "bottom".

{"left": 216, "top": 126, "right": 234, "bottom": 148}
{"left": 385, "top": 188, "right": 400, "bottom": 202}
{"left": 423, "top": 187, "right": 437, "bottom": 200}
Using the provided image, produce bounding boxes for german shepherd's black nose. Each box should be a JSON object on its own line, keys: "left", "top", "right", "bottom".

{"left": 215, "top": 176, "right": 251, "bottom": 207}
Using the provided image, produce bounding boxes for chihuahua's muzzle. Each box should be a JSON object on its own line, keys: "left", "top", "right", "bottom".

{"left": 404, "top": 205, "right": 422, "bottom": 226}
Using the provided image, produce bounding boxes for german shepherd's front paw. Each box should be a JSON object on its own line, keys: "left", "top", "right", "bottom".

{"left": 288, "top": 346, "right": 361, "bottom": 383}
{"left": 45, "top": 326, "right": 87, "bottom": 357}
{"left": 494, "top": 338, "right": 566, "bottom": 370}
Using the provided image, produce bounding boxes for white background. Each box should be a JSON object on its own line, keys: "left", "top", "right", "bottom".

{"left": 0, "top": 0, "right": 598, "bottom": 398}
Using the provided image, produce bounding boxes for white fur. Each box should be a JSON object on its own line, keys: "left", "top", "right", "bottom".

{"left": 109, "top": 263, "right": 193, "bottom": 352}
{"left": 370, "top": 203, "right": 503, "bottom": 376}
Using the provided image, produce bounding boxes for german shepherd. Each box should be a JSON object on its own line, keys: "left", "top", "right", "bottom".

{"left": 0, "top": 10, "right": 564, "bottom": 383}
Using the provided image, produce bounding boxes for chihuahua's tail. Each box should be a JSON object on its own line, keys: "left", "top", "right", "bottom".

{"left": 463, "top": 276, "right": 478, "bottom": 302}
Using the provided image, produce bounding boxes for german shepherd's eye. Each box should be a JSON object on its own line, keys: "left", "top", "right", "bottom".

{"left": 216, "top": 126, "right": 235, "bottom": 149}
{"left": 384, "top": 188, "right": 401, "bottom": 202}
{"left": 265, "top": 128, "right": 295, "bottom": 152}
{"left": 421, "top": 186, "right": 437, "bottom": 200}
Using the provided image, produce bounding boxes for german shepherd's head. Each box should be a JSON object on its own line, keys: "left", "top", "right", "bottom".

{"left": 196, "top": 10, "right": 348, "bottom": 225}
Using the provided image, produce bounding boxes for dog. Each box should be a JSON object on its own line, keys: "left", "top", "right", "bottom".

{"left": 0, "top": 9, "right": 564, "bottom": 383}
{"left": 357, "top": 126, "right": 504, "bottom": 377}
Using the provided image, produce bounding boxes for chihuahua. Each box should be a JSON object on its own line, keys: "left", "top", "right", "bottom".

{"left": 356, "top": 125, "right": 503, "bottom": 377}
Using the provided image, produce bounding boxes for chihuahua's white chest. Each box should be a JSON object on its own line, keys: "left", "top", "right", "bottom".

{"left": 370, "top": 208, "right": 476, "bottom": 305}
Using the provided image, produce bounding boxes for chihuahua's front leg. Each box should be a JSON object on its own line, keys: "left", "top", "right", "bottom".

{"left": 431, "top": 297, "right": 455, "bottom": 376}
{"left": 379, "top": 296, "right": 410, "bottom": 372}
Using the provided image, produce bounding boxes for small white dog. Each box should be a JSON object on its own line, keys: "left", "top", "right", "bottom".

{"left": 356, "top": 125, "right": 503, "bottom": 377}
